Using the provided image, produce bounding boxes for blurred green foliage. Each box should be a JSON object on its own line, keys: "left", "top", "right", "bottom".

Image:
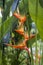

{"left": 29, "top": 0, "right": 43, "bottom": 40}
{"left": 0, "top": 0, "right": 42, "bottom": 65}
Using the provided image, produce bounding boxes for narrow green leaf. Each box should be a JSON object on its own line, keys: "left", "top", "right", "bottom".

{"left": 0, "top": 16, "right": 17, "bottom": 40}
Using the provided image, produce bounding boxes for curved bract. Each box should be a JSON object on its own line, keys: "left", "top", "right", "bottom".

{"left": 29, "top": 0, "right": 43, "bottom": 40}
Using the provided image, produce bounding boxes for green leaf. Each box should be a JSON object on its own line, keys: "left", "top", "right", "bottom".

{"left": 3, "top": 0, "right": 14, "bottom": 21}
{"left": 29, "top": 0, "right": 43, "bottom": 40}
{"left": 0, "top": 16, "right": 17, "bottom": 40}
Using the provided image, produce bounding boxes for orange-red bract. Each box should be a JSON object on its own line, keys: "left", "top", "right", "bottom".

{"left": 15, "top": 29, "right": 24, "bottom": 35}
{"left": 5, "top": 42, "right": 26, "bottom": 49}
{"left": 23, "top": 34, "right": 35, "bottom": 40}
{"left": 13, "top": 12, "right": 26, "bottom": 23}
{"left": 5, "top": 43, "right": 30, "bottom": 54}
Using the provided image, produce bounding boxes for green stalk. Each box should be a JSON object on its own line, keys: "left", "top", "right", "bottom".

{"left": 35, "top": 0, "right": 39, "bottom": 65}
{"left": 31, "top": 46, "right": 34, "bottom": 65}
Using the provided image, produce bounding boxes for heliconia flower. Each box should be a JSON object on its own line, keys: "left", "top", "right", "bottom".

{"left": 15, "top": 29, "right": 35, "bottom": 40}
{"left": 5, "top": 40, "right": 31, "bottom": 54}
{"left": 5, "top": 43, "right": 31, "bottom": 54}
{"left": 24, "top": 33, "right": 29, "bottom": 40}
{"left": 20, "top": 16, "right": 26, "bottom": 23}
{"left": 18, "top": 22, "right": 24, "bottom": 28}
{"left": 5, "top": 44, "right": 13, "bottom": 47}
{"left": 23, "top": 39, "right": 28, "bottom": 43}
{"left": 15, "top": 26, "right": 24, "bottom": 35}
{"left": 25, "top": 34, "right": 35, "bottom": 39}
{"left": 24, "top": 47, "right": 31, "bottom": 54}
{"left": 15, "top": 29, "right": 24, "bottom": 35}
{"left": 15, "top": 30, "right": 29, "bottom": 39}
{"left": 13, "top": 12, "right": 26, "bottom": 23}
{"left": 13, "top": 12, "right": 20, "bottom": 18}
{"left": 5, "top": 38, "right": 27, "bottom": 49}
{"left": 5, "top": 42, "right": 26, "bottom": 49}
{"left": 13, "top": 45, "right": 25, "bottom": 49}
{"left": 23, "top": 32, "right": 35, "bottom": 40}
